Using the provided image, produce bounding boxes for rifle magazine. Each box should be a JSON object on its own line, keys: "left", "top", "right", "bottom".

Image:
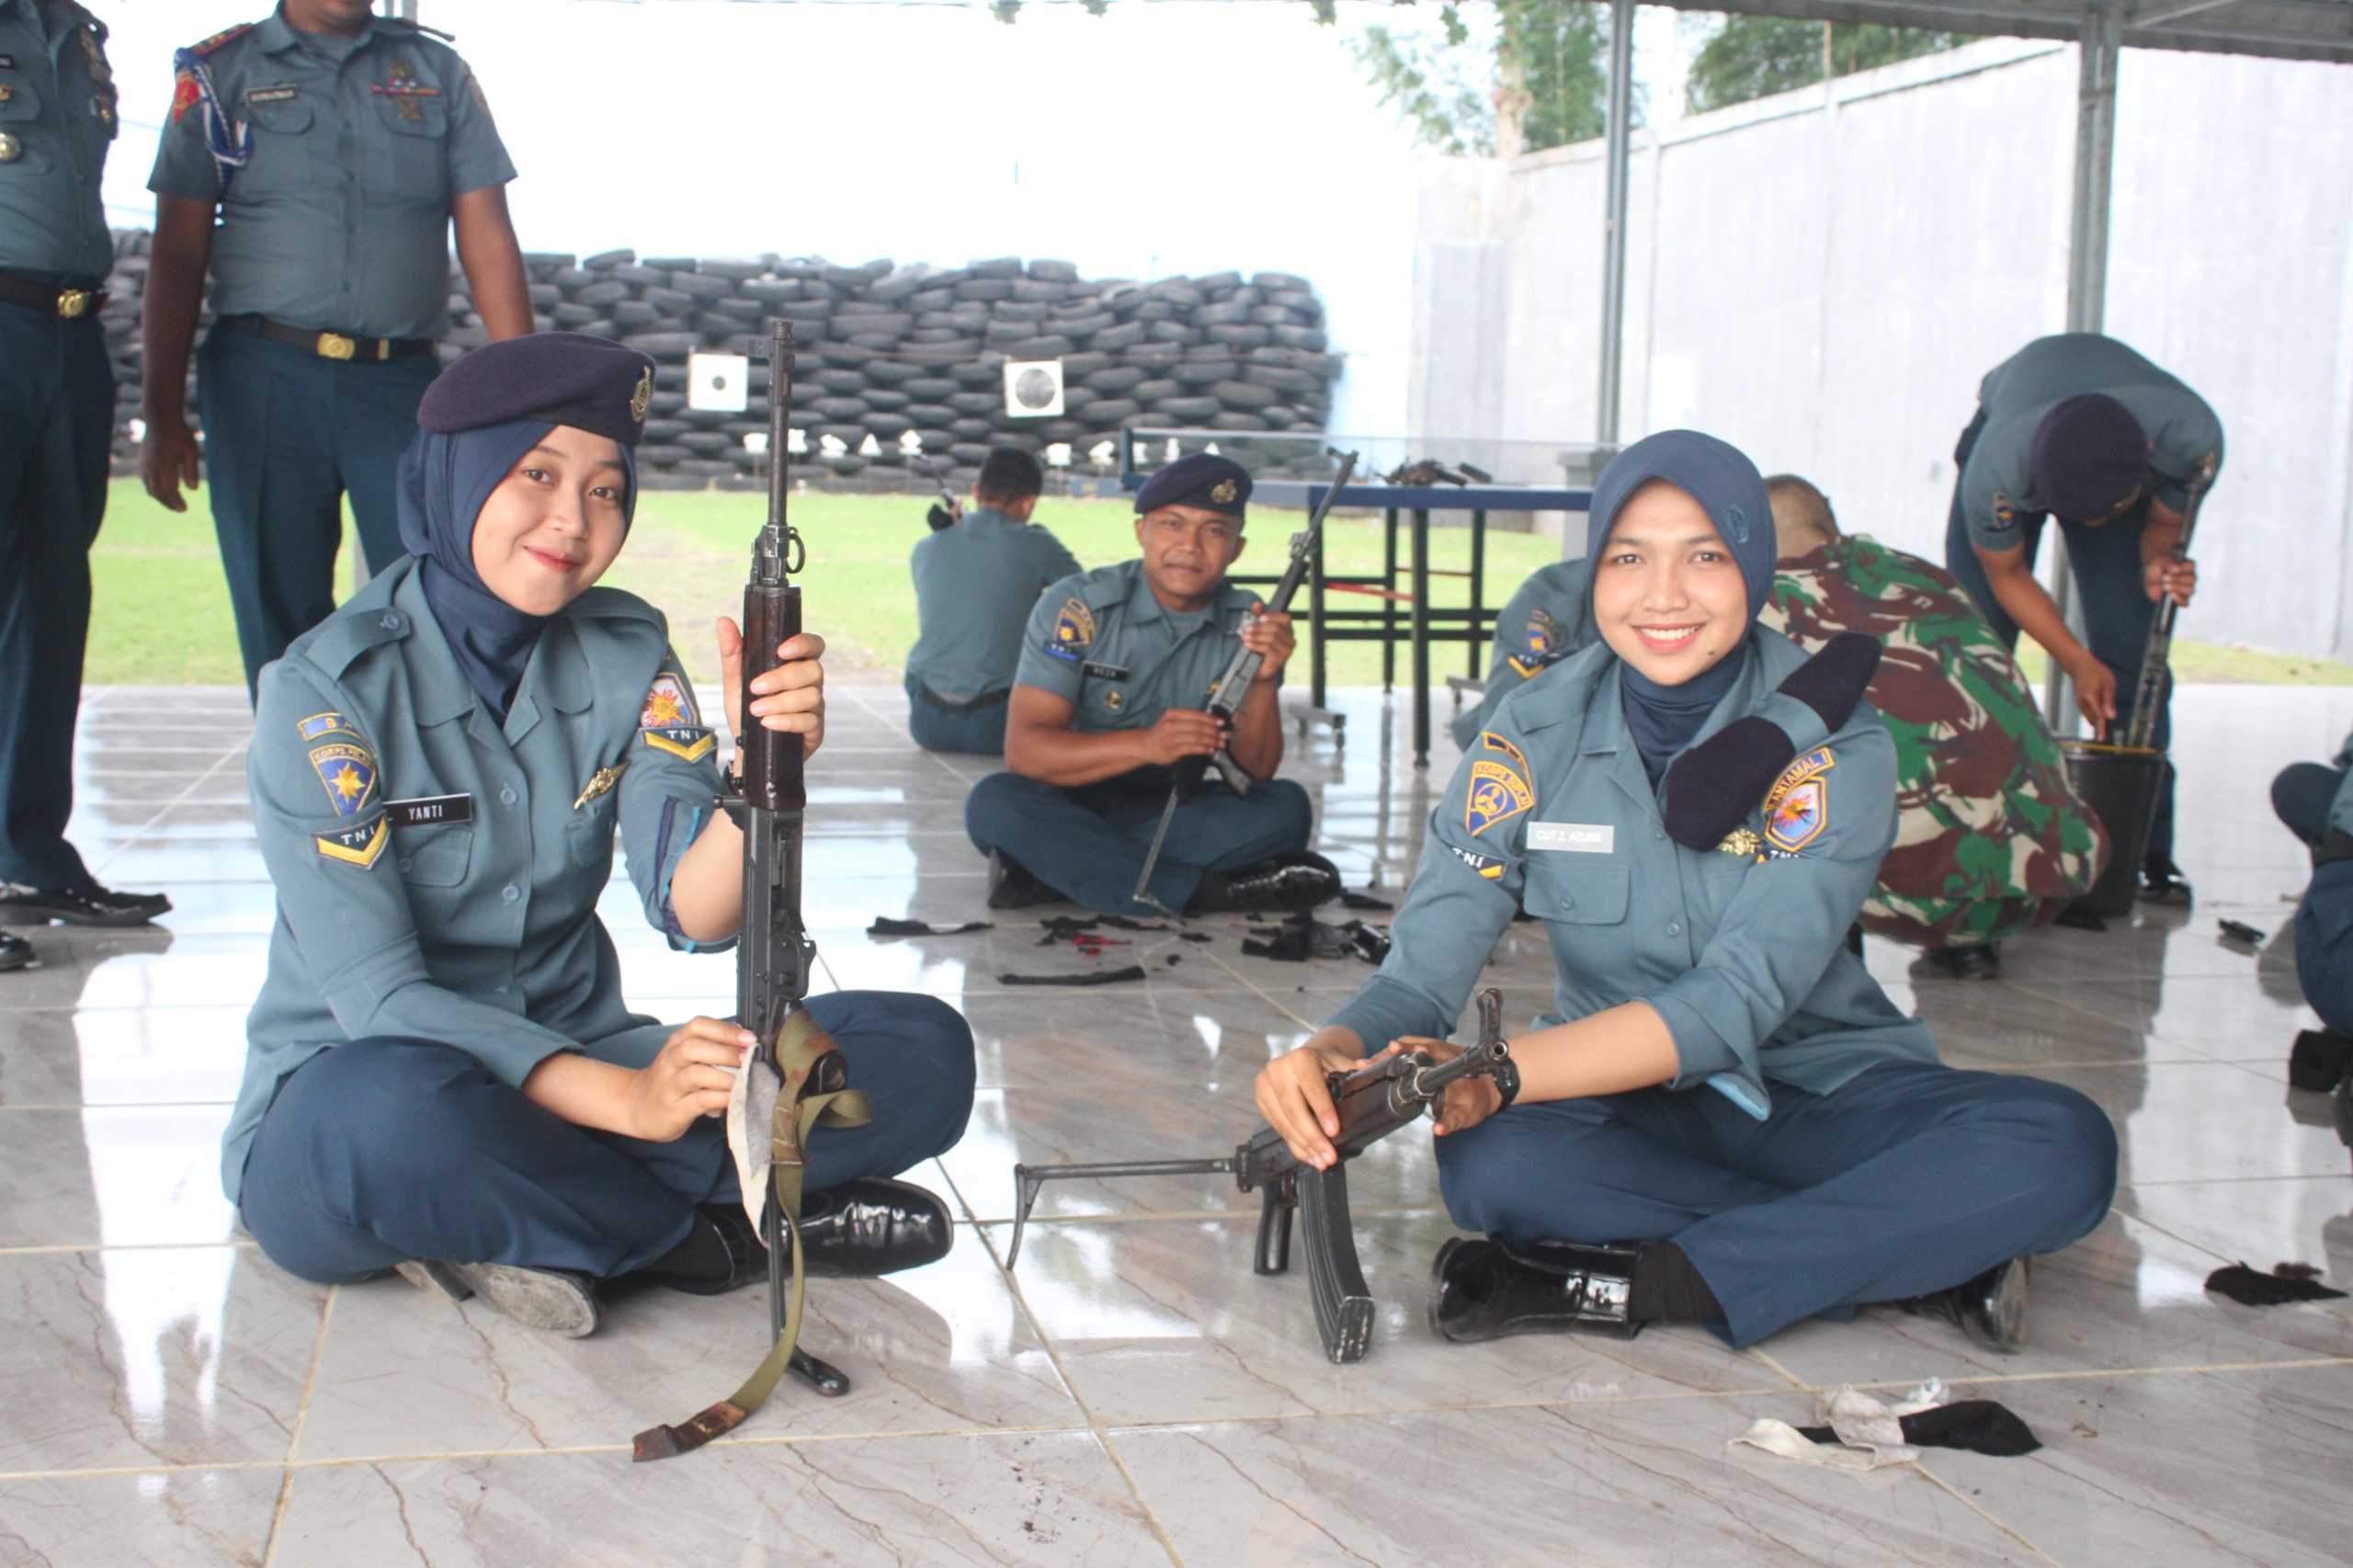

{"left": 1297, "top": 1163, "right": 1375, "bottom": 1363}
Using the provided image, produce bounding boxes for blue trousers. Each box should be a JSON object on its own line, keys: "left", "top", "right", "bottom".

{"left": 1943, "top": 412, "right": 2174, "bottom": 861}
{"left": 2296, "top": 861, "right": 2353, "bottom": 1039}
{"left": 964, "top": 767, "right": 1313, "bottom": 915}
{"left": 197, "top": 324, "right": 438, "bottom": 690}
{"left": 1437, "top": 1060, "right": 2118, "bottom": 1348}
{"left": 0, "top": 301, "right": 111, "bottom": 890}
{"left": 904, "top": 672, "right": 1008, "bottom": 755}
{"left": 237, "top": 991, "right": 976, "bottom": 1286}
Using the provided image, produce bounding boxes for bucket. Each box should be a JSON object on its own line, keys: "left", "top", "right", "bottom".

{"left": 2061, "top": 739, "right": 2165, "bottom": 920}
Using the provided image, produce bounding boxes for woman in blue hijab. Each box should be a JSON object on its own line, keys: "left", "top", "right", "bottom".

{"left": 1255, "top": 431, "right": 2117, "bottom": 1354}
{"left": 226, "top": 335, "right": 974, "bottom": 1339}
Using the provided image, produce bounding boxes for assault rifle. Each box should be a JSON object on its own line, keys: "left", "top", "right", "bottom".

{"left": 2122, "top": 452, "right": 2219, "bottom": 749}
{"left": 1006, "top": 987, "right": 1509, "bottom": 1364}
{"left": 1129, "top": 449, "right": 1358, "bottom": 914}
{"left": 633, "top": 321, "right": 873, "bottom": 1462}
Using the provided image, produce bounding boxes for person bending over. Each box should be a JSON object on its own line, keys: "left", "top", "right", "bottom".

{"left": 1762, "top": 475, "right": 2106, "bottom": 979}
{"left": 965, "top": 452, "right": 1338, "bottom": 916}
{"left": 229, "top": 334, "right": 974, "bottom": 1335}
{"left": 1256, "top": 432, "right": 2117, "bottom": 1353}
{"left": 904, "top": 447, "right": 1080, "bottom": 755}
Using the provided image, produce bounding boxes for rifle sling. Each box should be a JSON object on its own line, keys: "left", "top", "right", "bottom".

{"left": 632, "top": 1012, "right": 871, "bottom": 1461}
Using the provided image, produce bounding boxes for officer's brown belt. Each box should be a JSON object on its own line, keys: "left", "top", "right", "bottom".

{"left": 0, "top": 270, "right": 107, "bottom": 320}
{"left": 223, "top": 313, "right": 436, "bottom": 362}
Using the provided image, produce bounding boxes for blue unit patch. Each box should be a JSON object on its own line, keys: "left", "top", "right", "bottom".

{"left": 1507, "top": 609, "right": 1563, "bottom": 678}
{"left": 1046, "top": 597, "right": 1094, "bottom": 662}
{"left": 1762, "top": 747, "right": 1835, "bottom": 854}
{"left": 309, "top": 741, "right": 377, "bottom": 817}
{"left": 1463, "top": 759, "right": 1534, "bottom": 838}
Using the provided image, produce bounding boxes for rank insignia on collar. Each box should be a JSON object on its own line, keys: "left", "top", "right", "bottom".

{"left": 1047, "top": 597, "right": 1094, "bottom": 661}
{"left": 1211, "top": 478, "right": 1238, "bottom": 505}
{"left": 1717, "top": 827, "right": 1761, "bottom": 858}
{"left": 631, "top": 368, "right": 653, "bottom": 422}
{"left": 309, "top": 741, "right": 378, "bottom": 817}
{"left": 314, "top": 816, "right": 389, "bottom": 869}
{"left": 574, "top": 760, "right": 629, "bottom": 810}
{"left": 642, "top": 726, "right": 716, "bottom": 763}
{"left": 1464, "top": 758, "right": 1534, "bottom": 838}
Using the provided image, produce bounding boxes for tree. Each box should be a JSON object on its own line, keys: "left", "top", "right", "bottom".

{"left": 1685, "top": 17, "right": 1967, "bottom": 115}
{"left": 1345, "top": 1, "right": 1615, "bottom": 159}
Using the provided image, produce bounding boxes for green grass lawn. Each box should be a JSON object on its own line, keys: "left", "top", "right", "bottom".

{"left": 84, "top": 478, "right": 2353, "bottom": 690}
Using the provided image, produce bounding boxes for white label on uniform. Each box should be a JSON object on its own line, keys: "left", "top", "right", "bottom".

{"left": 1528, "top": 822, "right": 1614, "bottom": 854}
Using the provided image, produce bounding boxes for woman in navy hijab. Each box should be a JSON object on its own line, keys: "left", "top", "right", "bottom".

{"left": 227, "top": 335, "right": 974, "bottom": 1337}
{"left": 1256, "top": 431, "right": 2118, "bottom": 1354}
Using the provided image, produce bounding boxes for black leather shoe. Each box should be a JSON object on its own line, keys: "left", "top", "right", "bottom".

{"left": 1190, "top": 851, "right": 1342, "bottom": 915}
{"left": 1427, "top": 1236, "right": 1640, "bottom": 1342}
{"left": 800, "top": 1177, "right": 954, "bottom": 1278}
{"left": 0, "top": 880, "right": 172, "bottom": 927}
{"left": 2137, "top": 857, "right": 2193, "bottom": 904}
{"left": 1927, "top": 942, "right": 2002, "bottom": 980}
{"left": 986, "top": 850, "right": 1058, "bottom": 910}
{"left": 631, "top": 1202, "right": 771, "bottom": 1297}
{"left": 1896, "top": 1257, "right": 2028, "bottom": 1352}
{"left": 397, "top": 1258, "right": 600, "bottom": 1337}
{"left": 0, "top": 930, "right": 32, "bottom": 972}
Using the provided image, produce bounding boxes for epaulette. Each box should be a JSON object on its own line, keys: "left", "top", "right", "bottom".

{"left": 184, "top": 22, "right": 252, "bottom": 56}
{"left": 379, "top": 17, "right": 457, "bottom": 41}
{"left": 302, "top": 603, "right": 413, "bottom": 679}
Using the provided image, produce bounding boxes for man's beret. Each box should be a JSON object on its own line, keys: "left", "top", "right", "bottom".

{"left": 1135, "top": 450, "right": 1252, "bottom": 519}
{"left": 2029, "top": 393, "right": 2148, "bottom": 522}
{"left": 417, "top": 332, "right": 658, "bottom": 447}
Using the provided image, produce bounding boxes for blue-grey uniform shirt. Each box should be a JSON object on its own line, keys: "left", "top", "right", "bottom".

{"left": 1450, "top": 556, "right": 1594, "bottom": 751}
{"left": 224, "top": 561, "right": 728, "bottom": 1203}
{"left": 0, "top": 0, "right": 117, "bottom": 281}
{"left": 906, "top": 506, "right": 1081, "bottom": 702}
{"left": 1334, "top": 627, "right": 1938, "bottom": 1119}
{"left": 147, "top": 11, "right": 515, "bottom": 339}
{"left": 1962, "top": 334, "right": 2225, "bottom": 554}
{"left": 1014, "top": 558, "right": 1266, "bottom": 732}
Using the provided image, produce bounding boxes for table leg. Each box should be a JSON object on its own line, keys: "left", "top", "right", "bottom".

{"left": 1470, "top": 509, "right": 1487, "bottom": 677}
{"left": 1381, "top": 507, "right": 1398, "bottom": 692}
{"left": 1412, "top": 507, "right": 1430, "bottom": 767}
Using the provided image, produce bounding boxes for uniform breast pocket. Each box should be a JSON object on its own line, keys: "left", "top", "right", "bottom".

{"left": 1524, "top": 858, "right": 1631, "bottom": 926}
{"left": 237, "top": 97, "right": 316, "bottom": 197}
{"left": 395, "top": 823, "right": 473, "bottom": 887}
{"left": 374, "top": 97, "right": 448, "bottom": 199}
{"left": 565, "top": 801, "right": 615, "bottom": 871}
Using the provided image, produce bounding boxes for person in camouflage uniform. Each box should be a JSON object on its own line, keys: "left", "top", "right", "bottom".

{"left": 1759, "top": 477, "right": 2109, "bottom": 977}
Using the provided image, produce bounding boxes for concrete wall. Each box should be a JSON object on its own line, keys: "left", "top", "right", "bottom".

{"left": 1412, "top": 38, "right": 2353, "bottom": 660}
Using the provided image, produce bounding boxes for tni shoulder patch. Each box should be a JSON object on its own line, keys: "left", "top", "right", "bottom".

{"left": 642, "top": 726, "right": 716, "bottom": 763}
{"left": 1451, "top": 844, "right": 1506, "bottom": 880}
{"left": 1046, "top": 598, "right": 1095, "bottom": 662}
{"left": 314, "top": 816, "right": 388, "bottom": 869}
{"left": 1464, "top": 758, "right": 1535, "bottom": 838}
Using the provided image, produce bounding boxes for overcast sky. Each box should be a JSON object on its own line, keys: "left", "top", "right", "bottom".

{"left": 86, "top": 0, "right": 1695, "bottom": 436}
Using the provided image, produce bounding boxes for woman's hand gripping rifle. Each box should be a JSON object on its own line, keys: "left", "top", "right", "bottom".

{"left": 632, "top": 322, "right": 872, "bottom": 1462}
{"left": 1006, "top": 988, "right": 1509, "bottom": 1363}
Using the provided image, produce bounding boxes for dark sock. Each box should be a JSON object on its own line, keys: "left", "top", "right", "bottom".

{"left": 1627, "top": 1241, "right": 1722, "bottom": 1323}
{"left": 637, "top": 1214, "right": 732, "bottom": 1285}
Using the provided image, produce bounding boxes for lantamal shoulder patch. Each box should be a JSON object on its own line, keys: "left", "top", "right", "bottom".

{"left": 1507, "top": 608, "right": 1563, "bottom": 678}
{"left": 1763, "top": 746, "right": 1835, "bottom": 853}
{"left": 640, "top": 672, "right": 698, "bottom": 730}
{"left": 1046, "top": 598, "right": 1095, "bottom": 661}
{"left": 1464, "top": 758, "right": 1535, "bottom": 838}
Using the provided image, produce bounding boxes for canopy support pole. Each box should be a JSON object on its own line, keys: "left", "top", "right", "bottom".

{"left": 1597, "top": 0, "right": 1634, "bottom": 448}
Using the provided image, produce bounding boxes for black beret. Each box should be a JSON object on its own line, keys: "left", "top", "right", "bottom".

{"left": 2029, "top": 393, "right": 2148, "bottom": 522}
{"left": 1135, "top": 450, "right": 1251, "bottom": 519}
{"left": 417, "top": 332, "right": 658, "bottom": 447}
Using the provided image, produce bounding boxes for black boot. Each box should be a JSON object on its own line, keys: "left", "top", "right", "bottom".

{"left": 1189, "top": 851, "right": 1342, "bottom": 915}
{"left": 986, "top": 849, "right": 1059, "bottom": 910}
{"left": 628, "top": 1202, "right": 770, "bottom": 1297}
{"left": 800, "top": 1178, "right": 954, "bottom": 1278}
{"left": 2138, "top": 855, "right": 2193, "bottom": 904}
{"left": 1427, "top": 1236, "right": 1640, "bottom": 1342}
{"left": 397, "top": 1257, "right": 601, "bottom": 1337}
{"left": 1895, "top": 1257, "right": 2029, "bottom": 1351}
{"left": 1927, "top": 942, "right": 2002, "bottom": 980}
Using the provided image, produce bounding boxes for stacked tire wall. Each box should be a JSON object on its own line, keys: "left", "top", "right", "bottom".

{"left": 97, "top": 233, "right": 1343, "bottom": 492}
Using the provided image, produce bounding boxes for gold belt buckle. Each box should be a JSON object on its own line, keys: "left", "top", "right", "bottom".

{"left": 316, "top": 332, "right": 357, "bottom": 361}
{"left": 56, "top": 289, "right": 93, "bottom": 320}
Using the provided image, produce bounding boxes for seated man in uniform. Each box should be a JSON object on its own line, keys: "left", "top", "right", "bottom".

{"left": 965, "top": 452, "right": 1339, "bottom": 915}
{"left": 1257, "top": 431, "right": 2116, "bottom": 1354}
{"left": 2271, "top": 737, "right": 2353, "bottom": 1047}
{"left": 1449, "top": 556, "right": 1594, "bottom": 753}
{"left": 904, "top": 447, "right": 1080, "bottom": 755}
{"left": 1761, "top": 475, "right": 2107, "bottom": 979}
{"left": 230, "top": 335, "right": 973, "bottom": 1335}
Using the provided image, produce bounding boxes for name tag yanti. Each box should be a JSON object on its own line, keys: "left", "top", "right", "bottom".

{"left": 1528, "top": 822, "right": 1613, "bottom": 854}
{"left": 385, "top": 793, "right": 472, "bottom": 827}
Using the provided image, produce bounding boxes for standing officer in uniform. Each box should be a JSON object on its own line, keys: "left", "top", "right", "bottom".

{"left": 1257, "top": 432, "right": 2117, "bottom": 1352}
{"left": 228, "top": 335, "right": 973, "bottom": 1333}
{"left": 904, "top": 446, "right": 1079, "bottom": 755}
{"left": 1942, "top": 333, "right": 2220, "bottom": 902}
{"left": 0, "top": 0, "right": 173, "bottom": 962}
{"left": 1449, "top": 555, "right": 1593, "bottom": 753}
{"left": 140, "top": 0, "right": 532, "bottom": 691}
{"left": 965, "top": 451, "right": 1339, "bottom": 915}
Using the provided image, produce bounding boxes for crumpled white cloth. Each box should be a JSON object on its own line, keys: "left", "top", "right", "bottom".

{"left": 1730, "top": 1379, "right": 1950, "bottom": 1471}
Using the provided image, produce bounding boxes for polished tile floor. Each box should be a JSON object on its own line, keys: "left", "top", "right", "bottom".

{"left": 3, "top": 680, "right": 2349, "bottom": 1566}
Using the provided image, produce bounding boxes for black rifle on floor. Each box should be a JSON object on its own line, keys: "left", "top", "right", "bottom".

{"left": 2122, "top": 451, "right": 2219, "bottom": 750}
{"left": 1006, "top": 987, "right": 1508, "bottom": 1364}
{"left": 1129, "top": 449, "right": 1358, "bottom": 915}
{"left": 634, "top": 321, "right": 874, "bottom": 1463}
